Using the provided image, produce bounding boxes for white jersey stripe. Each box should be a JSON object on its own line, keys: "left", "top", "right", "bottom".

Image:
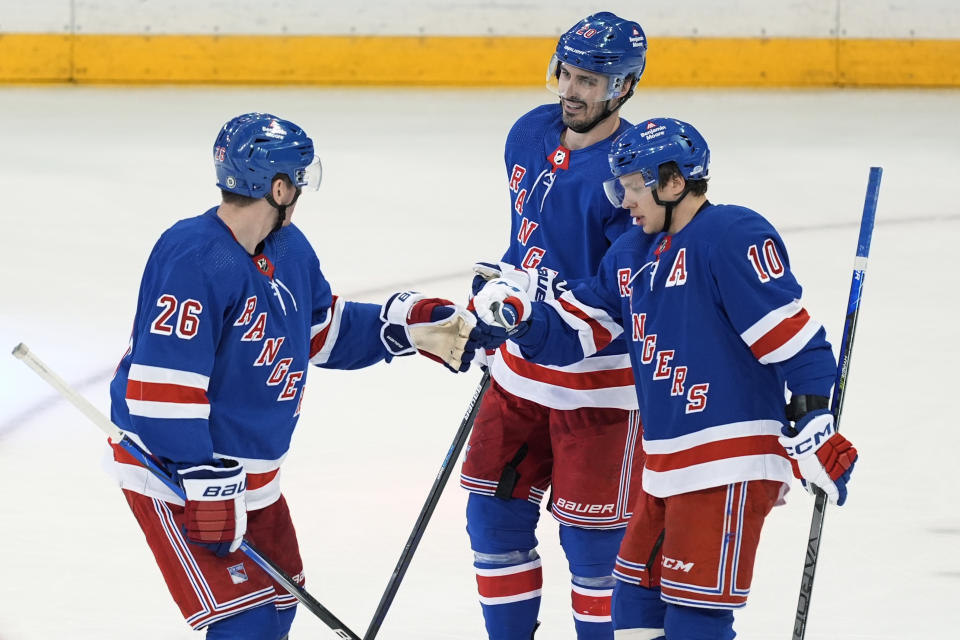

{"left": 218, "top": 452, "right": 287, "bottom": 474}
{"left": 502, "top": 341, "right": 630, "bottom": 374}
{"left": 758, "top": 315, "right": 821, "bottom": 364}
{"left": 642, "top": 455, "right": 792, "bottom": 498}
{"left": 547, "top": 291, "right": 623, "bottom": 357}
{"left": 126, "top": 399, "right": 211, "bottom": 420}
{"left": 309, "top": 297, "right": 345, "bottom": 366}
{"left": 490, "top": 356, "right": 637, "bottom": 411}
{"left": 108, "top": 449, "right": 283, "bottom": 511}
{"left": 128, "top": 363, "right": 210, "bottom": 389}
{"left": 643, "top": 420, "right": 783, "bottom": 455}
{"left": 739, "top": 299, "right": 803, "bottom": 346}
{"left": 545, "top": 298, "right": 599, "bottom": 357}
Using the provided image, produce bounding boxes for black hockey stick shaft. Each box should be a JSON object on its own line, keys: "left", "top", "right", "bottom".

{"left": 791, "top": 167, "right": 881, "bottom": 639}
{"left": 363, "top": 371, "right": 492, "bottom": 640}
{"left": 11, "top": 343, "right": 361, "bottom": 640}
{"left": 238, "top": 540, "right": 360, "bottom": 639}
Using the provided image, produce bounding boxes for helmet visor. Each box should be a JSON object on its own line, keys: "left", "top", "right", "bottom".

{"left": 603, "top": 167, "right": 657, "bottom": 208}
{"left": 546, "top": 56, "right": 625, "bottom": 103}
{"left": 294, "top": 155, "right": 323, "bottom": 192}
{"left": 603, "top": 178, "right": 627, "bottom": 208}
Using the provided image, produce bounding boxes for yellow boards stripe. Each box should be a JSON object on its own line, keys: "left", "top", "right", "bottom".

{"left": 0, "top": 34, "right": 73, "bottom": 81}
{"left": 2, "top": 33, "right": 959, "bottom": 87}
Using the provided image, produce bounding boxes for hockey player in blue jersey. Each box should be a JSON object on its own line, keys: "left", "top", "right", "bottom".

{"left": 107, "top": 112, "right": 477, "bottom": 640}
{"left": 470, "top": 118, "right": 858, "bottom": 639}
{"left": 460, "top": 12, "right": 647, "bottom": 640}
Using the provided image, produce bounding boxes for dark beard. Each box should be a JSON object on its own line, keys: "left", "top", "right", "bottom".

{"left": 560, "top": 99, "right": 614, "bottom": 134}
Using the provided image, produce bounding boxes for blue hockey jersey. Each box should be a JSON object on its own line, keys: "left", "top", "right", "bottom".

{"left": 515, "top": 204, "right": 836, "bottom": 497}
{"left": 490, "top": 103, "right": 637, "bottom": 410}
{"left": 108, "top": 208, "right": 389, "bottom": 509}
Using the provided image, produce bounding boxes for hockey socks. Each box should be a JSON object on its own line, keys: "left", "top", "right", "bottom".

{"left": 571, "top": 574, "right": 616, "bottom": 639}
{"left": 664, "top": 604, "right": 734, "bottom": 640}
{"left": 475, "top": 549, "right": 543, "bottom": 639}
{"left": 612, "top": 582, "right": 665, "bottom": 639}
{"left": 612, "top": 581, "right": 735, "bottom": 639}
{"left": 205, "top": 602, "right": 288, "bottom": 640}
{"left": 560, "top": 525, "right": 625, "bottom": 639}
{"left": 466, "top": 494, "right": 543, "bottom": 639}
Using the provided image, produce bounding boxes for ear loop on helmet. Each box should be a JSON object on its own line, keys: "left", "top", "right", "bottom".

{"left": 265, "top": 180, "right": 303, "bottom": 233}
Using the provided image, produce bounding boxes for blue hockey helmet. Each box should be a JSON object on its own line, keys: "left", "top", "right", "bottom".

{"left": 546, "top": 12, "right": 647, "bottom": 101}
{"left": 213, "top": 113, "right": 322, "bottom": 198}
{"left": 603, "top": 118, "right": 710, "bottom": 207}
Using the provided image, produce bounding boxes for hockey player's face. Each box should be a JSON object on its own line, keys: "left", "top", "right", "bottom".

{"left": 557, "top": 64, "right": 612, "bottom": 130}
{"left": 620, "top": 173, "right": 664, "bottom": 233}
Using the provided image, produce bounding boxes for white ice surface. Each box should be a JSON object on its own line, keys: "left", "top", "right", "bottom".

{"left": 0, "top": 86, "right": 958, "bottom": 639}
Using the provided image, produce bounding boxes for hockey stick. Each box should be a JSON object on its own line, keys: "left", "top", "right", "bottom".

{"left": 363, "top": 370, "right": 491, "bottom": 640}
{"left": 791, "top": 166, "right": 882, "bottom": 640}
{"left": 11, "top": 343, "right": 361, "bottom": 640}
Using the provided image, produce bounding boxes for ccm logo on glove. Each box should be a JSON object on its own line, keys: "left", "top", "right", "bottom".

{"left": 781, "top": 420, "right": 835, "bottom": 457}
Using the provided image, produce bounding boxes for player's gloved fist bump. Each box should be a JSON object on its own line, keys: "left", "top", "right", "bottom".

{"left": 471, "top": 261, "right": 532, "bottom": 296}
{"left": 471, "top": 279, "right": 533, "bottom": 349}
{"left": 380, "top": 291, "right": 478, "bottom": 372}
{"left": 471, "top": 261, "right": 503, "bottom": 296}
{"left": 778, "top": 408, "right": 858, "bottom": 506}
{"left": 177, "top": 459, "right": 247, "bottom": 557}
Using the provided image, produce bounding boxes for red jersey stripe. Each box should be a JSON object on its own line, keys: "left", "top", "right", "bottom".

{"left": 749, "top": 309, "right": 811, "bottom": 360}
{"left": 126, "top": 380, "right": 208, "bottom": 404}
{"left": 246, "top": 468, "right": 279, "bottom": 490}
{"left": 309, "top": 295, "right": 339, "bottom": 358}
{"left": 558, "top": 297, "right": 614, "bottom": 351}
{"left": 309, "top": 325, "right": 331, "bottom": 359}
{"left": 113, "top": 441, "right": 278, "bottom": 490}
{"left": 645, "top": 435, "right": 785, "bottom": 472}
{"left": 499, "top": 346, "right": 633, "bottom": 390}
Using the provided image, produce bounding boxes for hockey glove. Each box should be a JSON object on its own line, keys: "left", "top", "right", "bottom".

{"left": 778, "top": 409, "right": 858, "bottom": 505}
{"left": 471, "top": 261, "right": 568, "bottom": 301}
{"left": 470, "top": 264, "right": 531, "bottom": 357}
{"left": 471, "top": 261, "right": 506, "bottom": 295}
{"left": 381, "top": 291, "right": 478, "bottom": 372}
{"left": 470, "top": 278, "right": 533, "bottom": 349}
{"left": 177, "top": 459, "right": 247, "bottom": 557}
{"left": 471, "top": 261, "right": 532, "bottom": 296}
